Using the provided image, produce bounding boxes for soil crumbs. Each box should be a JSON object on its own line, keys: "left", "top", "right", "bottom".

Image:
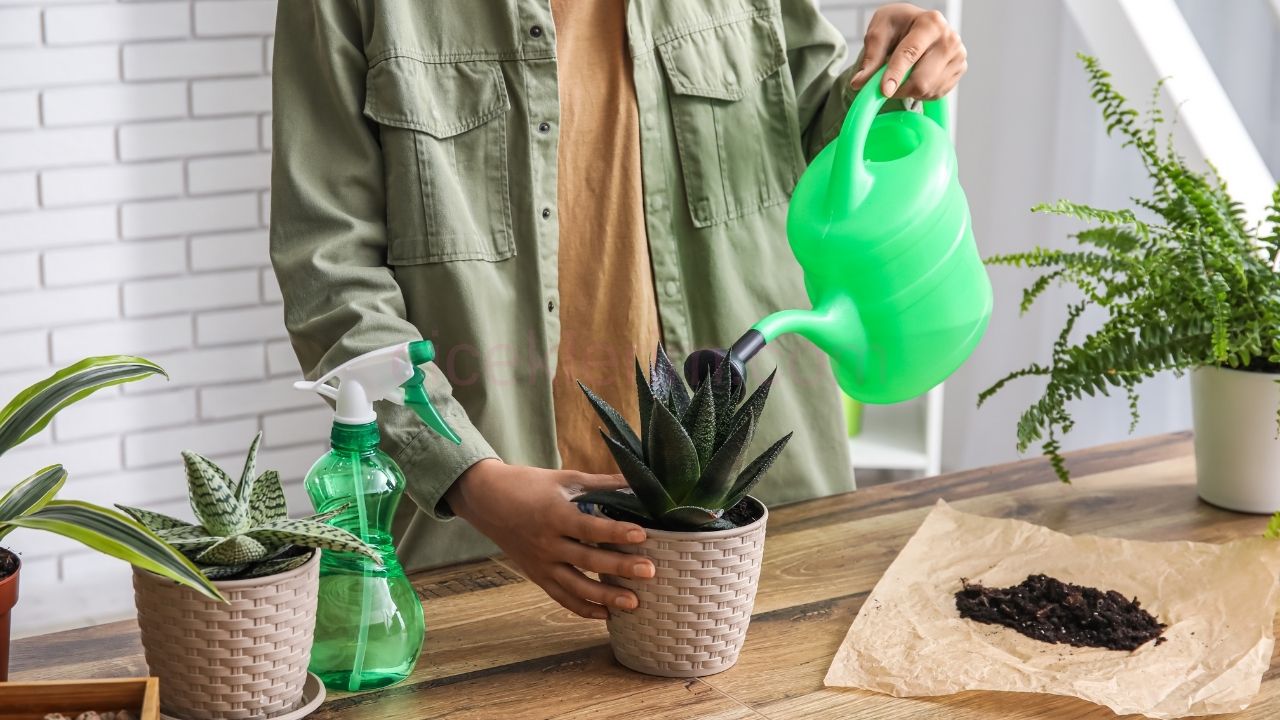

{"left": 0, "top": 548, "right": 16, "bottom": 581}
{"left": 955, "top": 574, "right": 1167, "bottom": 651}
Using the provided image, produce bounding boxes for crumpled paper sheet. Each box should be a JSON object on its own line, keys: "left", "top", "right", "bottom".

{"left": 825, "top": 500, "right": 1280, "bottom": 719}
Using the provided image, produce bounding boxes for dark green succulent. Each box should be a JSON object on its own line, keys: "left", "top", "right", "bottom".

{"left": 575, "top": 345, "right": 792, "bottom": 531}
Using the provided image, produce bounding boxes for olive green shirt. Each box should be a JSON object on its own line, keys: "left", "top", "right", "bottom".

{"left": 270, "top": 0, "right": 858, "bottom": 570}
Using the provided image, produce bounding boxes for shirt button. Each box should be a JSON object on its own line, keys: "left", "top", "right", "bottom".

{"left": 664, "top": 280, "right": 679, "bottom": 298}
{"left": 530, "top": 25, "right": 543, "bottom": 38}
{"left": 541, "top": 207, "right": 552, "bottom": 219}
{"left": 538, "top": 121, "right": 551, "bottom": 133}
{"left": 547, "top": 299, "right": 556, "bottom": 312}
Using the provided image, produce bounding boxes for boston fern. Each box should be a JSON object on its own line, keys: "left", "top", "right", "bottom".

{"left": 575, "top": 345, "right": 792, "bottom": 531}
{"left": 119, "top": 432, "right": 378, "bottom": 580}
{"left": 982, "top": 54, "right": 1280, "bottom": 481}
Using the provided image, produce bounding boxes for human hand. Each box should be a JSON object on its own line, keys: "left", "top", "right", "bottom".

{"left": 850, "top": 3, "right": 967, "bottom": 100}
{"left": 445, "top": 459, "right": 655, "bottom": 619}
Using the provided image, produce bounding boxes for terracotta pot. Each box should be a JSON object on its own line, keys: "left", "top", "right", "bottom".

{"left": 600, "top": 497, "right": 768, "bottom": 678}
{"left": 133, "top": 550, "right": 320, "bottom": 720}
{"left": 0, "top": 547, "right": 18, "bottom": 682}
{"left": 1191, "top": 366, "right": 1280, "bottom": 513}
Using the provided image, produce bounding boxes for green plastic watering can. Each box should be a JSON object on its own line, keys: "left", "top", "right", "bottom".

{"left": 685, "top": 66, "right": 992, "bottom": 404}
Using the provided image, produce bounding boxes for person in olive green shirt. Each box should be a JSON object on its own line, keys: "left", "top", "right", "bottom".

{"left": 270, "top": 1, "right": 966, "bottom": 621}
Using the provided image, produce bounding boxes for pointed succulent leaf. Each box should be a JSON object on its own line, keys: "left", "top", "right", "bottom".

{"left": 241, "top": 551, "right": 314, "bottom": 579}
{"left": 731, "top": 369, "right": 776, "bottom": 437}
{"left": 577, "top": 381, "right": 642, "bottom": 459}
{"left": 574, "top": 489, "right": 652, "bottom": 522}
{"left": 196, "top": 534, "right": 269, "bottom": 566}
{"left": 166, "top": 536, "right": 221, "bottom": 554}
{"left": 710, "top": 356, "right": 737, "bottom": 445}
{"left": 235, "top": 431, "right": 263, "bottom": 503}
{"left": 635, "top": 358, "right": 654, "bottom": 448}
{"left": 722, "top": 432, "right": 793, "bottom": 511}
{"left": 0, "top": 465, "right": 65, "bottom": 535}
{"left": 3, "top": 499, "right": 222, "bottom": 601}
{"left": 158, "top": 524, "right": 214, "bottom": 542}
{"left": 682, "top": 378, "right": 716, "bottom": 469}
{"left": 183, "top": 451, "right": 246, "bottom": 536}
{"left": 245, "top": 518, "right": 381, "bottom": 563}
{"left": 115, "top": 504, "right": 194, "bottom": 534}
{"left": 0, "top": 356, "right": 165, "bottom": 457}
{"left": 659, "top": 505, "right": 722, "bottom": 530}
{"left": 653, "top": 345, "right": 690, "bottom": 417}
{"left": 199, "top": 563, "right": 249, "bottom": 580}
{"left": 686, "top": 412, "right": 755, "bottom": 509}
{"left": 646, "top": 396, "right": 701, "bottom": 504}
{"left": 248, "top": 470, "right": 287, "bottom": 525}
{"left": 599, "top": 431, "right": 675, "bottom": 518}
{"left": 304, "top": 503, "right": 349, "bottom": 525}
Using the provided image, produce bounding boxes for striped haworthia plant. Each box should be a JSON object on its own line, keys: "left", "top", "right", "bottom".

{"left": 119, "top": 432, "right": 379, "bottom": 580}
{"left": 0, "top": 356, "right": 223, "bottom": 601}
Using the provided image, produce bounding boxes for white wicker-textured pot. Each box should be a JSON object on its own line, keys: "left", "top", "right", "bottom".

{"left": 600, "top": 497, "right": 767, "bottom": 678}
{"left": 133, "top": 550, "right": 320, "bottom": 720}
{"left": 1191, "top": 365, "right": 1280, "bottom": 513}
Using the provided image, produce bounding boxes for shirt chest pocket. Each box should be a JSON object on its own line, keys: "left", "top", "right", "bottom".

{"left": 363, "top": 58, "right": 515, "bottom": 264}
{"left": 658, "top": 15, "right": 805, "bottom": 229}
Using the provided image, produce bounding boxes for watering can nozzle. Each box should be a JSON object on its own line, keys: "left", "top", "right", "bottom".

{"left": 683, "top": 330, "right": 766, "bottom": 393}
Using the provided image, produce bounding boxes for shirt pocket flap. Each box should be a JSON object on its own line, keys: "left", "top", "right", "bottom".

{"left": 364, "top": 57, "right": 509, "bottom": 138}
{"left": 658, "top": 16, "right": 786, "bottom": 101}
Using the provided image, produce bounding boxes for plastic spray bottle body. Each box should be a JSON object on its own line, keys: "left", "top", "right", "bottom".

{"left": 304, "top": 421, "right": 424, "bottom": 691}
{"left": 294, "top": 340, "right": 460, "bottom": 692}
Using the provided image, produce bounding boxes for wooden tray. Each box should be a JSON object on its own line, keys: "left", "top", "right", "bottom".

{"left": 0, "top": 678, "right": 159, "bottom": 720}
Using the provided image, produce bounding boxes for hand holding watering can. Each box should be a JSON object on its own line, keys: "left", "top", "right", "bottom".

{"left": 684, "top": 66, "right": 992, "bottom": 404}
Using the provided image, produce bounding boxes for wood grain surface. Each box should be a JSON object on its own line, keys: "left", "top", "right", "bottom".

{"left": 11, "top": 432, "right": 1279, "bottom": 719}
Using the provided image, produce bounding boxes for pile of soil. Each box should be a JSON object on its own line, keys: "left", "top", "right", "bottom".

{"left": 955, "top": 574, "right": 1166, "bottom": 651}
{"left": 0, "top": 547, "right": 17, "bottom": 581}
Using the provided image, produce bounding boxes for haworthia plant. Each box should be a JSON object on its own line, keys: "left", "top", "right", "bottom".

{"left": 0, "top": 356, "right": 224, "bottom": 602}
{"left": 119, "top": 431, "right": 380, "bottom": 581}
{"left": 575, "top": 344, "right": 792, "bottom": 531}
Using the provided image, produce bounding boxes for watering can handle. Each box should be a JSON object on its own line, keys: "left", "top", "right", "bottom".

{"left": 829, "top": 65, "right": 949, "bottom": 210}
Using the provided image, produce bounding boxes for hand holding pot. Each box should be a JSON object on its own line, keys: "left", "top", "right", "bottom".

{"left": 446, "top": 460, "right": 655, "bottom": 619}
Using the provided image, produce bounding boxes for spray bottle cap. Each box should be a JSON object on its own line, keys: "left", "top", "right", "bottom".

{"left": 293, "top": 340, "right": 462, "bottom": 445}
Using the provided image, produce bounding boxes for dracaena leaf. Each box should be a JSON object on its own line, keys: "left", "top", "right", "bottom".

{"left": 1267, "top": 511, "right": 1280, "bottom": 540}
{"left": 577, "top": 381, "right": 641, "bottom": 459}
{"left": 599, "top": 430, "right": 674, "bottom": 518}
{"left": 722, "top": 432, "right": 793, "bottom": 511}
{"left": 574, "top": 489, "right": 652, "bottom": 524}
{"left": 4, "top": 499, "right": 222, "bottom": 601}
{"left": 0, "top": 356, "right": 165, "bottom": 457}
{"left": 196, "top": 534, "right": 269, "bottom": 566}
{"left": 646, "top": 396, "right": 700, "bottom": 504}
{"left": 183, "top": 451, "right": 245, "bottom": 536}
{"left": 659, "top": 505, "right": 722, "bottom": 530}
{"left": 653, "top": 344, "right": 690, "bottom": 417}
{"left": 686, "top": 412, "right": 755, "bottom": 509}
{"left": 0, "top": 465, "right": 66, "bottom": 534}
{"left": 683, "top": 377, "right": 716, "bottom": 470}
{"left": 249, "top": 470, "right": 287, "bottom": 525}
{"left": 236, "top": 431, "right": 263, "bottom": 504}
{"left": 115, "top": 504, "right": 194, "bottom": 534}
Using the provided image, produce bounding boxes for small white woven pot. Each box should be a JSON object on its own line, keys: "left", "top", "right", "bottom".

{"left": 1191, "top": 365, "right": 1280, "bottom": 513}
{"left": 133, "top": 550, "right": 320, "bottom": 720}
{"left": 600, "top": 497, "right": 767, "bottom": 678}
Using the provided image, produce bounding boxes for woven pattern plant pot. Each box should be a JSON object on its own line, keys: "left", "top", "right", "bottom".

{"left": 601, "top": 497, "right": 767, "bottom": 678}
{"left": 133, "top": 550, "right": 320, "bottom": 720}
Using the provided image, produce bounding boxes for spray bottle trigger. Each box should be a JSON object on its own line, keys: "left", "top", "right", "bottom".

{"left": 401, "top": 367, "right": 462, "bottom": 445}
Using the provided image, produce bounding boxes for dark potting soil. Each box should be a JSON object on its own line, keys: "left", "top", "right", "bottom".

{"left": 955, "top": 574, "right": 1166, "bottom": 651}
{"left": 599, "top": 495, "right": 763, "bottom": 531}
{"left": 0, "top": 547, "right": 17, "bottom": 581}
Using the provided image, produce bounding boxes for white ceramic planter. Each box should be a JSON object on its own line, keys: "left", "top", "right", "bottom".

{"left": 1191, "top": 365, "right": 1280, "bottom": 513}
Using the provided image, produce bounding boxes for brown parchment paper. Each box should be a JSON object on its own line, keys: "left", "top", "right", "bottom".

{"left": 825, "top": 500, "right": 1280, "bottom": 719}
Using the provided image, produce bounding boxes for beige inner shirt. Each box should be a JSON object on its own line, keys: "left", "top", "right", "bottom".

{"left": 549, "top": 0, "right": 662, "bottom": 474}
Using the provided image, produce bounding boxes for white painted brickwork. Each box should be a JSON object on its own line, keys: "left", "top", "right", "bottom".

{"left": 0, "top": 0, "right": 891, "bottom": 639}
{"left": 0, "top": 0, "right": 294, "bottom": 639}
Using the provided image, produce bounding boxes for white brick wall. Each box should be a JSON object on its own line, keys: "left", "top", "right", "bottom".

{"left": 0, "top": 0, "right": 326, "bottom": 641}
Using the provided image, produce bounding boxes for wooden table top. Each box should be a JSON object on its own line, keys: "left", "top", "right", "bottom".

{"left": 12, "top": 431, "right": 1280, "bottom": 719}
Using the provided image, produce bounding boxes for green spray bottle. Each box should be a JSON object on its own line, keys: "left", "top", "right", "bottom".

{"left": 294, "top": 340, "right": 461, "bottom": 691}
